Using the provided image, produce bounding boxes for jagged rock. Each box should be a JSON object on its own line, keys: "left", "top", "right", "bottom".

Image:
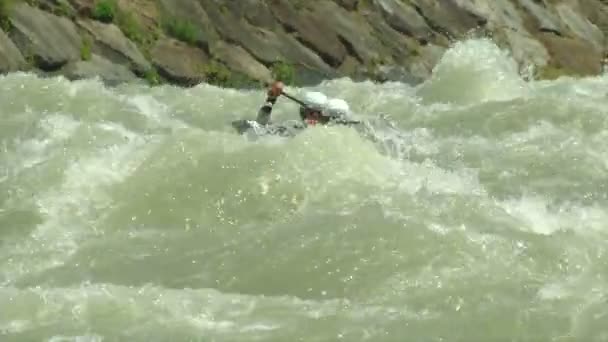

{"left": 408, "top": 44, "right": 447, "bottom": 79}
{"left": 311, "top": 1, "right": 390, "bottom": 65}
{"left": 68, "top": 0, "right": 94, "bottom": 17}
{"left": 157, "top": 0, "right": 218, "bottom": 50}
{"left": 337, "top": 55, "right": 360, "bottom": 76}
{"left": 151, "top": 38, "right": 208, "bottom": 86}
{"left": 267, "top": 0, "right": 347, "bottom": 67}
{"left": 411, "top": 0, "right": 485, "bottom": 40}
{"left": 453, "top": 0, "right": 525, "bottom": 31}
{"left": 223, "top": 0, "right": 279, "bottom": 30}
{"left": 517, "top": 0, "right": 563, "bottom": 35}
{"left": 555, "top": 3, "right": 604, "bottom": 52}
{"left": 116, "top": 0, "right": 161, "bottom": 34}
{"left": 274, "top": 31, "right": 334, "bottom": 73}
{"left": 0, "top": 30, "right": 27, "bottom": 72}
{"left": 211, "top": 42, "right": 272, "bottom": 82}
{"left": 577, "top": 0, "right": 608, "bottom": 30}
{"left": 200, "top": 0, "right": 283, "bottom": 64}
{"left": 60, "top": 54, "right": 137, "bottom": 85}
{"left": 538, "top": 32, "right": 602, "bottom": 76}
{"left": 494, "top": 27, "right": 550, "bottom": 69}
{"left": 77, "top": 19, "right": 151, "bottom": 74}
{"left": 292, "top": 64, "right": 339, "bottom": 86}
{"left": 375, "top": 65, "right": 425, "bottom": 85}
{"left": 370, "top": 0, "right": 434, "bottom": 43}
{"left": 201, "top": 0, "right": 335, "bottom": 73}
{"left": 336, "top": 0, "right": 359, "bottom": 11}
{"left": 363, "top": 12, "right": 420, "bottom": 64}
{"left": 38, "top": 0, "right": 77, "bottom": 18}
{"left": 8, "top": 3, "right": 81, "bottom": 70}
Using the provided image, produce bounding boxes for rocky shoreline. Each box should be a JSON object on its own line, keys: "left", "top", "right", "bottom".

{"left": 0, "top": 0, "right": 606, "bottom": 88}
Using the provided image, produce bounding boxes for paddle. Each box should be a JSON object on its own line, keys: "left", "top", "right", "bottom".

{"left": 281, "top": 91, "right": 308, "bottom": 108}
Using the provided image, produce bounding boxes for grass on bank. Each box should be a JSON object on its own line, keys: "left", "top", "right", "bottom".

{"left": 535, "top": 64, "right": 580, "bottom": 80}
{"left": 270, "top": 60, "right": 295, "bottom": 85}
{"left": 0, "top": 0, "right": 13, "bottom": 31}
{"left": 80, "top": 36, "right": 92, "bottom": 60}
{"left": 92, "top": 0, "right": 156, "bottom": 46}
{"left": 162, "top": 17, "right": 198, "bottom": 45}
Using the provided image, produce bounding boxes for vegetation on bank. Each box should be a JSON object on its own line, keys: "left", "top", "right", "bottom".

{"left": 0, "top": 0, "right": 12, "bottom": 31}
{"left": 271, "top": 60, "right": 295, "bottom": 85}
{"left": 80, "top": 36, "right": 92, "bottom": 61}
{"left": 162, "top": 17, "right": 198, "bottom": 45}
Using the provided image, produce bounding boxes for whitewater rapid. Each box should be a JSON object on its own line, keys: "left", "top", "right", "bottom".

{"left": 1, "top": 39, "right": 608, "bottom": 341}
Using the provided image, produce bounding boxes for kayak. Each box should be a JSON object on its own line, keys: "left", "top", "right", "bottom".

{"left": 231, "top": 119, "right": 307, "bottom": 138}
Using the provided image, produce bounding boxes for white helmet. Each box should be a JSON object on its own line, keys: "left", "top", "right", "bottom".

{"left": 302, "top": 91, "right": 328, "bottom": 111}
{"left": 325, "top": 98, "right": 350, "bottom": 118}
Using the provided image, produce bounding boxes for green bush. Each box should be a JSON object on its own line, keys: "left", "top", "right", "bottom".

{"left": 117, "top": 11, "right": 143, "bottom": 44}
{"left": 201, "top": 61, "right": 231, "bottom": 86}
{"left": 0, "top": 0, "right": 13, "bottom": 32}
{"left": 536, "top": 65, "right": 571, "bottom": 80}
{"left": 144, "top": 68, "right": 161, "bottom": 85}
{"left": 271, "top": 60, "right": 295, "bottom": 85}
{"left": 80, "top": 37, "right": 92, "bottom": 60}
{"left": 162, "top": 17, "right": 198, "bottom": 44}
{"left": 92, "top": 0, "right": 116, "bottom": 23}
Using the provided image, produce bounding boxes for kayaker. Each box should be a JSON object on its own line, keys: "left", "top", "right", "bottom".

{"left": 256, "top": 81, "right": 358, "bottom": 127}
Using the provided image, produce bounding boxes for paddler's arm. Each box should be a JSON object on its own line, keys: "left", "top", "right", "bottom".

{"left": 256, "top": 81, "right": 284, "bottom": 125}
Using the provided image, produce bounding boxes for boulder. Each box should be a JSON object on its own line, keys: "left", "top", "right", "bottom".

{"left": 77, "top": 19, "right": 151, "bottom": 74}
{"left": 452, "top": 0, "right": 525, "bottom": 32}
{"left": 274, "top": 31, "right": 334, "bottom": 73}
{"left": 375, "top": 65, "right": 425, "bottom": 85}
{"left": 38, "top": 0, "right": 77, "bottom": 18}
{"left": 200, "top": 0, "right": 284, "bottom": 64}
{"left": 370, "top": 0, "right": 434, "bottom": 43}
{"left": 267, "top": 0, "right": 347, "bottom": 67}
{"left": 493, "top": 27, "right": 550, "bottom": 70}
{"left": 363, "top": 11, "right": 421, "bottom": 64}
{"left": 311, "top": 1, "right": 390, "bottom": 65}
{"left": 157, "top": 0, "right": 218, "bottom": 50}
{"left": 116, "top": 0, "right": 161, "bottom": 34}
{"left": 223, "top": 0, "right": 279, "bottom": 30}
{"left": 336, "top": 0, "right": 359, "bottom": 11}
{"left": 60, "top": 54, "right": 137, "bottom": 85}
{"left": 411, "top": 0, "right": 485, "bottom": 40}
{"left": 151, "top": 38, "right": 208, "bottom": 86}
{"left": 538, "top": 32, "right": 602, "bottom": 76}
{"left": 202, "top": 0, "right": 332, "bottom": 73}
{"left": 211, "top": 42, "right": 272, "bottom": 82}
{"left": 0, "top": 29, "right": 27, "bottom": 72}
{"left": 408, "top": 44, "right": 447, "bottom": 79}
{"left": 292, "top": 64, "right": 339, "bottom": 87}
{"left": 8, "top": 3, "right": 81, "bottom": 70}
{"left": 555, "top": 3, "right": 604, "bottom": 52}
{"left": 517, "top": 0, "right": 563, "bottom": 35}
{"left": 67, "top": 0, "right": 94, "bottom": 17}
{"left": 576, "top": 0, "right": 608, "bottom": 30}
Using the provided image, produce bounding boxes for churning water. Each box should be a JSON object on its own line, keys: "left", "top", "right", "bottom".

{"left": 1, "top": 39, "right": 607, "bottom": 341}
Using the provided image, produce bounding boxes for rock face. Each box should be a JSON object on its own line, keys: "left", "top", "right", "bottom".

{"left": 151, "top": 38, "right": 208, "bottom": 86}
{"left": 60, "top": 54, "right": 137, "bottom": 85}
{"left": 0, "top": 0, "right": 605, "bottom": 87}
{"left": 0, "top": 30, "right": 26, "bottom": 72}
{"left": 77, "top": 19, "right": 151, "bottom": 75}
{"left": 212, "top": 41, "right": 272, "bottom": 83}
{"left": 8, "top": 3, "right": 81, "bottom": 70}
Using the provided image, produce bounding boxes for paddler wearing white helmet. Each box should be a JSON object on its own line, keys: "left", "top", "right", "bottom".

{"left": 255, "top": 81, "right": 359, "bottom": 127}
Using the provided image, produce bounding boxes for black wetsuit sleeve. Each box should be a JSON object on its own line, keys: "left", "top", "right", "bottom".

{"left": 256, "top": 95, "right": 278, "bottom": 125}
